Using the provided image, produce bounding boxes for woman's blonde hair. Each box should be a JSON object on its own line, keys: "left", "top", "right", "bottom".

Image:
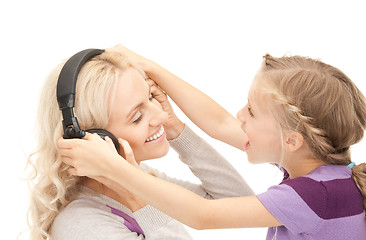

{"left": 256, "top": 54, "right": 366, "bottom": 211}
{"left": 27, "top": 52, "right": 146, "bottom": 239}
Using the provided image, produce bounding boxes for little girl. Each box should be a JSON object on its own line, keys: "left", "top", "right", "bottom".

{"left": 58, "top": 47, "right": 366, "bottom": 239}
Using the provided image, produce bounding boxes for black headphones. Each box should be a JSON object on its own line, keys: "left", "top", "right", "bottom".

{"left": 56, "top": 49, "right": 120, "bottom": 154}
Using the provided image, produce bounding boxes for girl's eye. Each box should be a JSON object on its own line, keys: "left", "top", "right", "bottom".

{"left": 248, "top": 107, "right": 255, "bottom": 118}
{"left": 132, "top": 111, "right": 143, "bottom": 123}
{"left": 149, "top": 93, "right": 155, "bottom": 101}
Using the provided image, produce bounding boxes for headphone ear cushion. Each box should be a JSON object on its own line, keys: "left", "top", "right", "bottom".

{"left": 86, "top": 129, "right": 120, "bottom": 154}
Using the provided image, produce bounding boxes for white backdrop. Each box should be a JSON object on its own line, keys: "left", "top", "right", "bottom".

{"left": 1, "top": 1, "right": 365, "bottom": 239}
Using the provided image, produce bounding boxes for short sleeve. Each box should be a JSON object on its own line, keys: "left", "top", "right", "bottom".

{"left": 257, "top": 177, "right": 326, "bottom": 235}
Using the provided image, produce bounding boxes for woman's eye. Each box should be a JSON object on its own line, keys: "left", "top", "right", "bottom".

{"left": 149, "top": 93, "right": 155, "bottom": 100}
{"left": 132, "top": 112, "right": 143, "bottom": 123}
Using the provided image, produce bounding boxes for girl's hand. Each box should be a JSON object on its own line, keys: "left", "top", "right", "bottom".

{"left": 107, "top": 44, "right": 185, "bottom": 139}
{"left": 148, "top": 78, "right": 185, "bottom": 140}
{"left": 106, "top": 44, "right": 152, "bottom": 71}
{"left": 57, "top": 133, "right": 137, "bottom": 177}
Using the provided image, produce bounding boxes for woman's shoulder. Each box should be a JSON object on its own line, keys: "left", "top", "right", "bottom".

{"left": 50, "top": 191, "right": 126, "bottom": 239}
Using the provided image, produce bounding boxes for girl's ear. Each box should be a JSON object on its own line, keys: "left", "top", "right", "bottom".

{"left": 284, "top": 131, "right": 304, "bottom": 152}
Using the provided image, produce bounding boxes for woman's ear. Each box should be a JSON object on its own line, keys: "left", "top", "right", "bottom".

{"left": 284, "top": 131, "right": 304, "bottom": 152}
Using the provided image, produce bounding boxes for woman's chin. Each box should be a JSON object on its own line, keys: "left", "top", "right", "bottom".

{"left": 136, "top": 141, "right": 170, "bottom": 162}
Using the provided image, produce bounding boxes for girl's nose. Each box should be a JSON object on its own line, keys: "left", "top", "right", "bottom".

{"left": 236, "top": 107, "right": 247, "bottom": 130}
{"left": 236, "top": 107, "right": 246, "bottom": 123}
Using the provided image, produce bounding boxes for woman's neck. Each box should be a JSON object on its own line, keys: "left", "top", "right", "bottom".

{"left": 82, "top": 178, "right": 146, "bottom": 212}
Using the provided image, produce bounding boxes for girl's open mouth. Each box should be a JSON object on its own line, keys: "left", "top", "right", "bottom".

{"left": 244, "top": 141, "right": 250, "bottom": 151}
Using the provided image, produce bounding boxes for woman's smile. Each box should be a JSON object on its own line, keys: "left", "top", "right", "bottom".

{"left": 145, "top": 126, "right": 166, "bottom": 143}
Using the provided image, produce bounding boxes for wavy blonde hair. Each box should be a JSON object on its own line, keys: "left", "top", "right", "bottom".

{"left": 254, "top": 54, "right": 366, "bottom": 212}
{"left": 27, "top": 51, "right": 146, "bottom": 239}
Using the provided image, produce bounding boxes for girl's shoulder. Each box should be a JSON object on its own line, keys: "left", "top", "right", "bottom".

{"left": 257, "top": 165, "right": 365, "bottom": 236}
{"left": 281, "top": 165, "right": 363, "bottom": 219}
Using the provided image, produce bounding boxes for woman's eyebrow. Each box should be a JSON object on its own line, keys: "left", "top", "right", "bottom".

{"left": 127, "top": 103, "right": 143, "bottom": 121}
{"left": 127, "top": 84, "right": 152, "bottom": 121}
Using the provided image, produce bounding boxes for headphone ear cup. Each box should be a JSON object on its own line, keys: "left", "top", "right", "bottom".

{"left": 86, "top": 129, "right": 120, "bottom": 154}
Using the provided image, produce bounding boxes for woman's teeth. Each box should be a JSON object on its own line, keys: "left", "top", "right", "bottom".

{"left": 145, "top": 127, "right": 164, "bottom": 142}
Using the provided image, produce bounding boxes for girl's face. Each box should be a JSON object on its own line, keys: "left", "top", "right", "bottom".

{"left": 107, "top": 67, "right": 170, "bottom": 162}
{"left": 236, "top": 76, "right": 283, "bottom": 164}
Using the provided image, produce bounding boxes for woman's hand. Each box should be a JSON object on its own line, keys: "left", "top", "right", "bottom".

{"left": 148, "top": 78, "right": 185, "bottom": 140}
{"left": 57, "top": 133, "right": 138, "bottom": 177}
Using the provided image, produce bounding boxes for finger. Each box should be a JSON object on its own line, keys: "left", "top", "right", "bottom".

{"left": 57, "top": 148, "right": 74, "bottom": 158}
{"left": 106, "top": 44, "right": 124, "bottom": 55}
{"left": 57, "top": 138, "right": 78, "bottom": 149}
{"left": 150, "top": 86, "right": 167, "bottom": 101}
{"left": 104, "top": 136, "right": 117, "bottom": 151}
{"left": 150, "top": 84, "right": 159, "bottom": 93}
{"left": 146, "top": 78, "right": 165, "bottom": 93}
{"left": 146, "top": 78, "right": 157, "bottom": 87}
{"left": 118, "top": 139, "right": 136, "bottom": 163}
{"left": 60, "top": 155, "right": 74, "bottom": 166}
{"left": 68, "top": 166, "right": 80, "bottom": 176}
{"left": 82, "top": 132, "right": 100, "bottom": 141}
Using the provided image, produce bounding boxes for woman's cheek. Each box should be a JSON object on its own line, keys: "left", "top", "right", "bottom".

{"left": 126, "top": 130, "right": 148, "bottom": 147}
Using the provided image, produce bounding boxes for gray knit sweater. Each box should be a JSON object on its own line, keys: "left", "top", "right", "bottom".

{"left": 50, "top": 126, "right": 253, "bottom": 239}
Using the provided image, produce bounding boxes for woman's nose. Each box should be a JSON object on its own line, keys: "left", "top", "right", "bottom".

{"left": 149, "top": 103, "right": 168, "bottom": 127}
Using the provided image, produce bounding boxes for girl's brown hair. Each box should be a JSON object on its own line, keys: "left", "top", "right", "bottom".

{"left": 257, "top": 54, "right": 366, "bottom": 211}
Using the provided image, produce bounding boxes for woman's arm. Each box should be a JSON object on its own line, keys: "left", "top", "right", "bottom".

{"left": 58, "top": 134, "right": 281, "bottom": 230}
{"left": 108, "top": 45, "right": 247, "bottom": 150}
{"left": 146, "top": 79, "right": 253, "bottom": 198}
{"left": 166, "top": 125, "right": 254, "bottom": 198}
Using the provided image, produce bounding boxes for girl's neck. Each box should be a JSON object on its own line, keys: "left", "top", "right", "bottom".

{"left": 283, "top": 154, "right": 326, "bottom": 179}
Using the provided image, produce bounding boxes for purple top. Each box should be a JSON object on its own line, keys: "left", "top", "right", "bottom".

{"left": 257, "top": 165, "right": 366, "bottom": 240}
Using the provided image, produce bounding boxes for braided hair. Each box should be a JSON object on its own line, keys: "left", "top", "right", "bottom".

{"left": 256, "top": 54, "right": 366, "bottom": 211}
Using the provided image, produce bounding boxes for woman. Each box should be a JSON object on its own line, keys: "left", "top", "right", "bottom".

{"left": 27, "top": 50, "right": 253, "bottom": 239}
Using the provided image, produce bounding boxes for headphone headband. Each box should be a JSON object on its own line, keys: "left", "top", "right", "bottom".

{"left": 56, "top": 49, "right": 104, "bottom": 138}
{"left": 57, "top": 49, "right": 104, "bottom": 108}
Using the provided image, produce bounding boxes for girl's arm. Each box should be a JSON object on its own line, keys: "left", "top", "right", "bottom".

{"left": 110, "top": 162, "right": 281, "bottom": 230}
{"left": 108, "top": 45, "right": 247, "bottom": 150}
{"left": 147, "top": 79, "right": 253, "bottom": 198}
{"left": 166, "top": 125, "right": 254, "bottom": 198}
{"left": 58, "top": 134, "right": 281, "bottom": 230}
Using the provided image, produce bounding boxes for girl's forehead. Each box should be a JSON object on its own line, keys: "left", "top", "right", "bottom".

{"left": 248, "top": 76, "right": 275, "bottom": 115}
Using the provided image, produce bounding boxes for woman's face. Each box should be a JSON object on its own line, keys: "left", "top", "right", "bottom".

{"left": 107, "top": 67, "right": 169, "bottom": 162}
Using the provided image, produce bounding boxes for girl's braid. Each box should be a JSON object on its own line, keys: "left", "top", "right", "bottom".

{"left": 271, "top": 91, "right": 351, "bottom": 165}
